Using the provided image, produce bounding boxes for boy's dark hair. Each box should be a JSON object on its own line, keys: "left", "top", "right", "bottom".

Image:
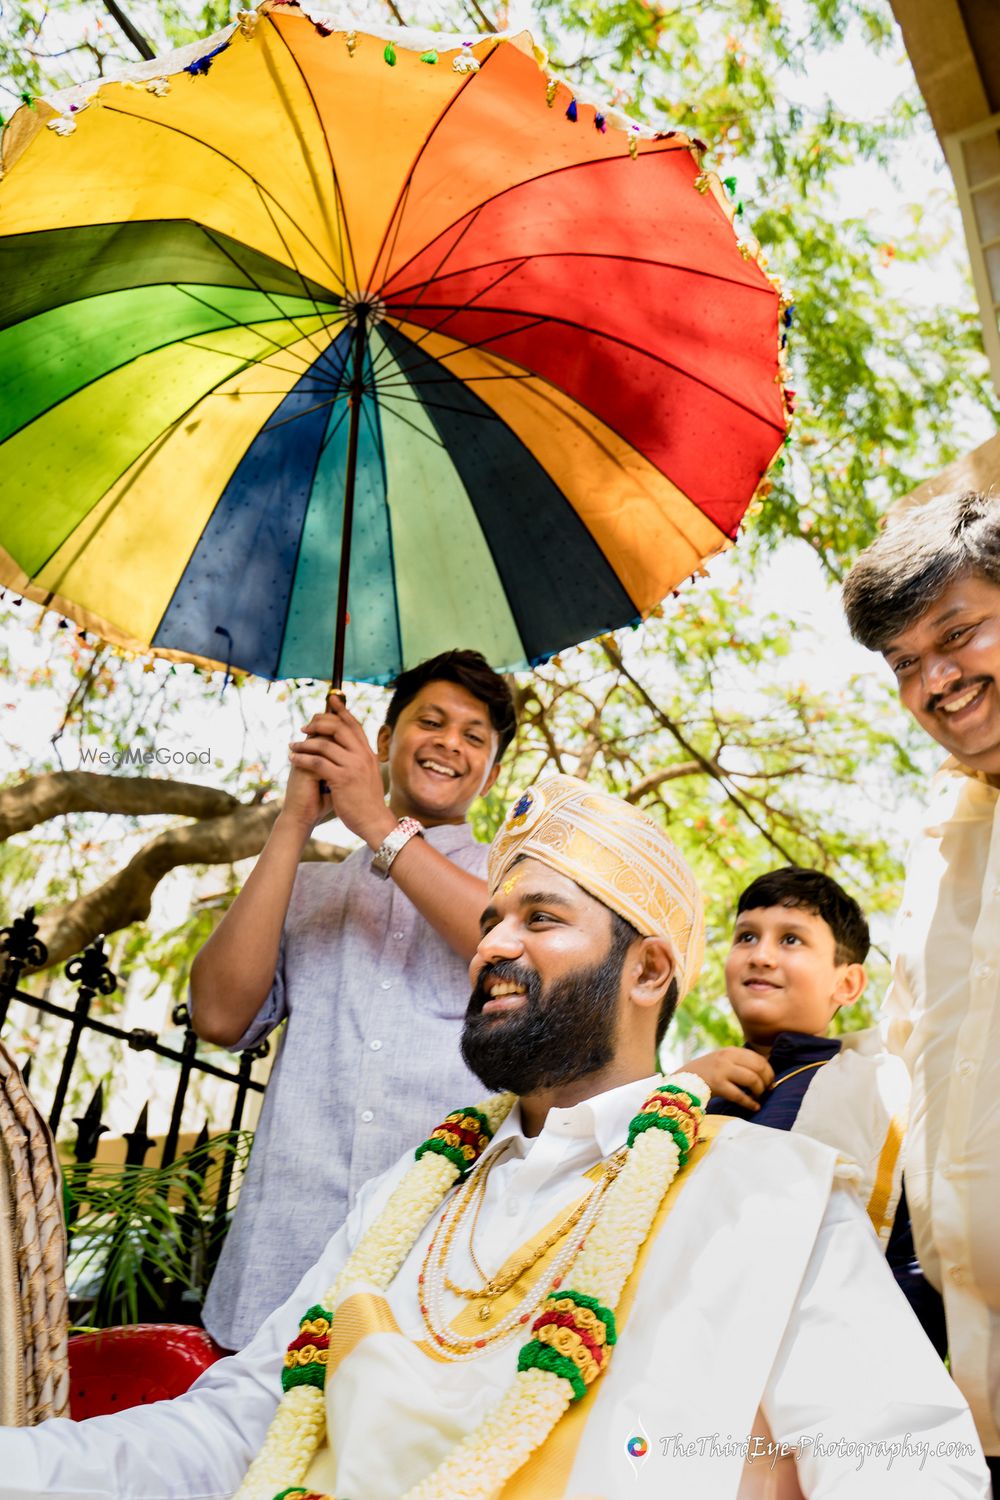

{"left": 737, "top": 867, "right": 869, "bottom": 966}
{"left": 385, "top": 649, "right": 517, "bottom": 763}
{"left": 843, "top": 490, "right": 1000, "bottom": 652}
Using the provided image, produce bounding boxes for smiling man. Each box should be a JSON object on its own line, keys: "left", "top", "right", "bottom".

{"left": 190, "top": 649, "right": 516, "bottom": 1349}
{"left": 0, "top": 777, "right": 986, "bottom": 1499}
{"left": 844, "top": 490, "right": 1000, "bottom": 1483}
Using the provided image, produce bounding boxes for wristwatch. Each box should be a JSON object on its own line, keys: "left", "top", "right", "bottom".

{"left": 370, "top": 817, "right": 424, "bottom": 879}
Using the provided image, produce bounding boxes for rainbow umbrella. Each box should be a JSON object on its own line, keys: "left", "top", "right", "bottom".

{"left": 0, "top": 3, "right": 791, "bottom": 686}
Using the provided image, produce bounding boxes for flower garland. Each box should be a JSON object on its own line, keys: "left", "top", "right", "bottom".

{"left": 235, "top": 1074, "right": 708, "bottom": 1500}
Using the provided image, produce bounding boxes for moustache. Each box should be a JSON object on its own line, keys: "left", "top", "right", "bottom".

{"left": 467, "top": 959, "right": 540, "bottom": 1017}
{"left": 925, "top": 676, "right": 992, "bottom": 715}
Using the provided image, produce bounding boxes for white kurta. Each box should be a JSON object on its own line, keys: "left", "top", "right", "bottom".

{"left": 887, "top": 760, "right": 1000, "bottom": 1453}
{"left": 0, "top": 1077, "right": 988, "bottom": 1499}
{"left": 790, "top": 1026, "right": 910, "bottom": 1245}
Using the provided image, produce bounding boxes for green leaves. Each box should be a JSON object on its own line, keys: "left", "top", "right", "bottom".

{"left": 63, "top": 1131, "right": 252, "bottom": 1327}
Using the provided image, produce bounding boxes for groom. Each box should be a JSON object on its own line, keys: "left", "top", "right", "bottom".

{"left": 0, "top": 777, "right": 987, "bottom": 1497}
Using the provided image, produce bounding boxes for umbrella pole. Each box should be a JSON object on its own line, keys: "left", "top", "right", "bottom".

{"left": 330, "top": 309, "right": 369, "bottom": 696}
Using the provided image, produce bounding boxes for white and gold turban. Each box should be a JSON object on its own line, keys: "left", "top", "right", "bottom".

{"left": 488, "top": 774, "right": 705, "bottom": 998}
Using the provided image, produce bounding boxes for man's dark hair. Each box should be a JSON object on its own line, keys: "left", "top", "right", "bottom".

{"left": 737, "top": 867, "right": 869, "bottom": 966}
{"left": 843, "top": 490, "right": 1000, "bottom": 652}
{"left": 385, "top": 649, "right": 517, "bottom": 763}
{"left": 608, "top": 910, "right": 679, "bottom": 1047}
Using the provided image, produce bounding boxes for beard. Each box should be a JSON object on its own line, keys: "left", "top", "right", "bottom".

{"left": 460, "top": 935, "right": 632, "bottom": 1097}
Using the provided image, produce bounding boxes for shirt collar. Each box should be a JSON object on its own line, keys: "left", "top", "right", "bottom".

{"left": 938, "top": 755, "right": 994, "bottom": 786}
{"left": 767, "top": 1030, "right": 841, "bottom": 1072}
{"left": 423, "top": 821, "right": 478, "bottom": 853}
{"left": 490, "top": 1074, "right": 661, "bottom": 1160}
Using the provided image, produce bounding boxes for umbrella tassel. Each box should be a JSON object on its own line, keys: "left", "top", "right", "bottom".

{"left": 183, "top": 41, "right": 230, "bottom": 76}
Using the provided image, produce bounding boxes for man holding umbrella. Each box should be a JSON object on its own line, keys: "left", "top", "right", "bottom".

{"left": 190, "top": 649, "right": 516, "bottom": 1350}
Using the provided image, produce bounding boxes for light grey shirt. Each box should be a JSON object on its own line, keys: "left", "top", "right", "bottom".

{"left": 201, "top": 821, "right": 487, "bottom": 1348}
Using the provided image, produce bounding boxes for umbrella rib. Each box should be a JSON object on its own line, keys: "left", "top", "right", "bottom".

{"left": 379, "top": 144, "right": 698, "bottom": 296}
{"left": 173, "top": 284, "right": 334, "bottom": 376}
{"left": 378, "top": 187, "right": 487, "bottom": 330}
{"left": 243, "top": 197, "right": 348, "bottom": 367}
{"left": 261, "top": 394, "right": 350, "bottom": 432}
{"left": 367, "top": 39, "right": 503, "bottom": 295}
{"left": 371, "top": 398, "right": 448, "bottom": 449}
{"left": 22, "top": 341, "right": 297, "bottom": 585}
{"left": 98, "top": 101, "right": 346, "bottom": 293}
{"left": 0, "top": 313, "right": 340, "bottom": 453}
{"left": 370, "top": 314, "right": 548, "bottom": 387}
{"left": 178, "top": 331, "right": 344, "bottom": 387}
{"left": 385, "top": 247, "right": 780, "bottom": 304}
{"left": 373, "top": 370, "right": 534, "bottom": 390}
{"left": 367, "top": 257, "right": 531, "bottom": 383}
{"left": 265, "top": 9, "right": 361, "bottom": 296}
{"left": 173, "top": 283, "right": 326, "bottom": 375}
{"left": 198, "top": 221, "right": 344, "bottom": 367}
{"left": 320, "top": 401, "right": 351, "bottom": 455}
{"left": 389, "top": 302, "right": 787, "bottom": 433}
{"left": 376, "top": 389, "right": 504, "bottom": 420}
{"left": 366, "top": 321, "right": 547, "bottom": 402}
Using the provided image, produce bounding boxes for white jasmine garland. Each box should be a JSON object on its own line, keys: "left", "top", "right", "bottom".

{"left": 235, "top": 1078, "right": 708, "bottom": 1500}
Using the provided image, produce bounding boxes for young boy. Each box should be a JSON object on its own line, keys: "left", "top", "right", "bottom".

{"left": 190, "top": 649, "right": 516, "bottom": 1349}
{"left": 685, "top": 867, "right": 945, "bottom": 1354}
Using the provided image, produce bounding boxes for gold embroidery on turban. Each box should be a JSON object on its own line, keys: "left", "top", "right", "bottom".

{"left": 488, "top": 775, "right": 705, "bottom": 997}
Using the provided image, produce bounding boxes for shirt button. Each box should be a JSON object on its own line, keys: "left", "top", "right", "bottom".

{"left": 361, "top": 1110, "right": 374, "bottom": 1123}
{"left": 958, "top": 1059, "right": 976, "bottom": 1078}
{"left": 975, "top": 962, "right": 994, "bottom": 981}
{"left": 370, "top": 1039, "right": 383, "bottom": 1051}
{"left": 380, "top": 979, "right": 392, "bottom": 991}
{"left": 393, "top": 931, "right": 404, "bottom": 940}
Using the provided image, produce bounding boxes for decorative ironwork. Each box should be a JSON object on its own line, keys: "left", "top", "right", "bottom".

{"left": 0, "top": 906, "right": 48, "bottom": 1023}
{"left": 0, "top": 906, "right": 271, "bottom": 1321}
{"left": 72, "top": 1083, "right": 110, "bottom": 1165}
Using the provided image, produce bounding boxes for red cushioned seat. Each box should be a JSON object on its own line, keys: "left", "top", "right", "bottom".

{"left": 68, "top": 1325, "right": 228, "bottom": 1418}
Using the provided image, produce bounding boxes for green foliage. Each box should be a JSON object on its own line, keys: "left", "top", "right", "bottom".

{"left": 533, "top": 0, "right": 999, "bottom": 576}
{"left": 64, "top": 1130, "right": 252, "bottom": 1327}
{"left": 489, "top": 578, "right": 926, "bottom": 1045}
{"left": 0, "top": 0, "right": 994, "bottom": 1056}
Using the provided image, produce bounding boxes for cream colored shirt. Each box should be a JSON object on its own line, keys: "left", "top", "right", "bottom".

{"left": 887, "top": 759, "right": 1000, "bottom": 1453}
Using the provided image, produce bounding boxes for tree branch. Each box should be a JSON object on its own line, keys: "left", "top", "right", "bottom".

{"left": 624, "top": 763, "right": 702, "bottom": 802}
{"left": 0, "top": 772, "right": 241, "bottom": 840}
{"left": 30, "top": 805, "right": 348, "bottom": 970}
{"left": 601, "top": 639, "right": 799, "bottom": 863}
{"left": 101, "top": 0, "right": 155, "bottom": 61}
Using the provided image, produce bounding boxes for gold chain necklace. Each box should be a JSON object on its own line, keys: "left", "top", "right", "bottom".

{"left": 418, "top": 1142, "right": 629, "bottom": 1357}
{"left": 768, "top": 1059, "right": 830, "bottom": 1093}
{"left": 447, "top": 1146, "right": 621, "bottom": 1311}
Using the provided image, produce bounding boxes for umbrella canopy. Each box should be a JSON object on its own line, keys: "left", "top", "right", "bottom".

{"left": 0, "top": 3, "right": 791, "bottom": 685}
